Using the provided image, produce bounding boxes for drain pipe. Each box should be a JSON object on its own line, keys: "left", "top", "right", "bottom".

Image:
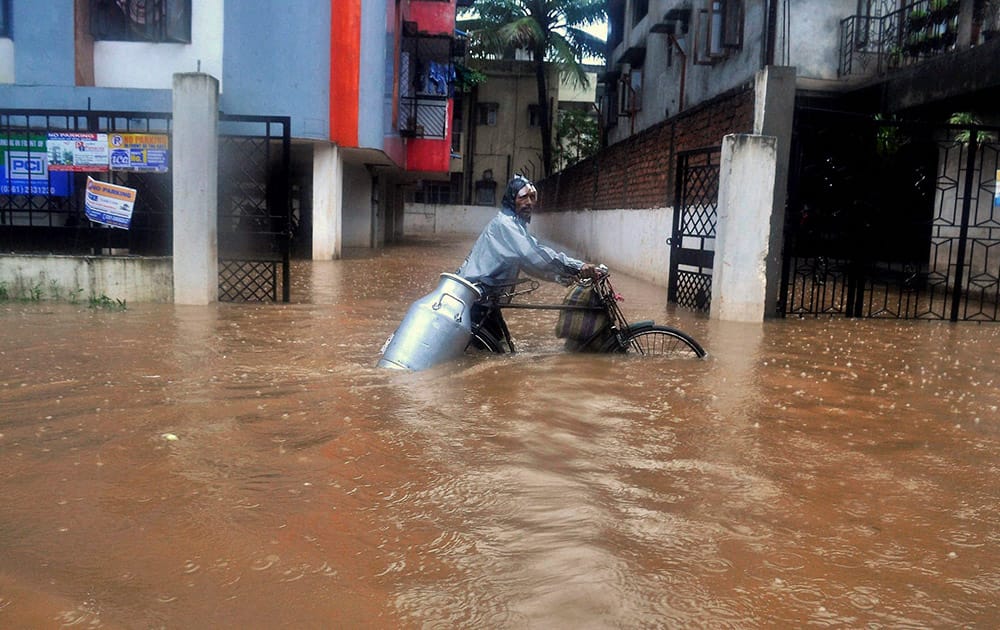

{"left": 763, "top": 0, "right": 778, "bottom": 67}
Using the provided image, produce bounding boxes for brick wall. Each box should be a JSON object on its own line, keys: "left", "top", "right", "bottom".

{"left": 537, "top": 82, "right": 754, "bottom": 211}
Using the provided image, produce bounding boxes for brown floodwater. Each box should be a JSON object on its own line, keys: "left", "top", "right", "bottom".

{"left": 1, "top": 236, "right": 998, "bottom": 629}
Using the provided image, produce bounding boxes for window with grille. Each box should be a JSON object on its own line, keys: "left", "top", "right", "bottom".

{"left": 415, "top": 181, "right": 453, "bottom": 204}
{"left": 476, "top": 179, "right": 497, "bottom": 206}
{"left": 90, "top": 0, "right": 191, "bottom": 43}
{"left": 0, "top": 0, "right": 10, "bottom": 38}
{"left": 477, "top": 103, "right": 498, "bottom": 126}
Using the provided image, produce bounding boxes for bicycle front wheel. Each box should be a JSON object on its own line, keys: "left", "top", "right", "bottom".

{"left": 602, "top": 325, "right": 706, "bottom": 358}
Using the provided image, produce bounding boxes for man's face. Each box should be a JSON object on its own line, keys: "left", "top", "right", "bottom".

{"left": 514, "top": 185, "right": 537, "bottom": 220}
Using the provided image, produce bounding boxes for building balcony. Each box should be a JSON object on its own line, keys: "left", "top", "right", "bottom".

{"left": 400, "top": 94, "right": 449, "bottom": 139}
{"left": 839, "top": 0, "right": 997, "bottom": 78}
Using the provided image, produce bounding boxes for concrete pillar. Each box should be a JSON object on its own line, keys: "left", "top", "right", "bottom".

{"left": 711, "top": 134, "right": 777, "bottom": 323}
{"left": 753, "top": 66, "right": 796, "bottom": 318}
{"left": 171, "top": 72, "right": 219, "bottom": 305}
{"left": 312, "top": 142, "right": 343, "bottom": 260}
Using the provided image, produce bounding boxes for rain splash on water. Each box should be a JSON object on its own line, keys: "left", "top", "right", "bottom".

{"left": 1, "top": 236, "right": 998, "bottom": 628}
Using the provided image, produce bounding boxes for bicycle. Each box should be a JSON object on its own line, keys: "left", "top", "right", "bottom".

{"left": 466, "top": 269, "right": 706, "bottom": 359}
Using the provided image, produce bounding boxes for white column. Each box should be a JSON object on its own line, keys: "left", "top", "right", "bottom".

{"left": 754, "top": 66, "right": 796, "bottom": 317}
{"left": 312, "top": 142, "right": 343, "bottom": 260}
{"left": 711, "top": 134, "right": 778, "bottom": 322}
{"left": 171, "top": 72, "right": 219, "bottom": 304}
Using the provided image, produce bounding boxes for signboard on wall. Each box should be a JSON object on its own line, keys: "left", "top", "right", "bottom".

{"left": 85, "top": 176, "right": 137, "bottom": 229}
{"left": 108, "top": 133, "right": 169, "bottom": 172}
{"left": 0, "top": 133, "right": 71, "bottom": 196}
{"left": 48, "top": 132, "right": 110, "bottom": 171}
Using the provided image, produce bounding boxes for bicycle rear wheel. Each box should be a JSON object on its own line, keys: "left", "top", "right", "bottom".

{"left": 602, "top": 325, "right": 706, "bottom": 358}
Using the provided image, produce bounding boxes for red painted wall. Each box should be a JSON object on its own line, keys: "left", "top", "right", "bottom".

{"left": 328, "top": 0, "right": 455, "bottom": 172}
{"left": 408, "top": 0, "right": 456, "bottom": 35}
{"left": 330, "top": 0, "right": 361, "bottom": 147}
{"left": 406, "top": 101, "right": 454, "bottom": 173}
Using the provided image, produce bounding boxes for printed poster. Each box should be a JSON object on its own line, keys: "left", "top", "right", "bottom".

{"left": 85, "top": 176, "right": 137, "bottom": 229}
{"left": 0, "top": 133, "right": 71, "bottom": 196}
{"left": 48, "top": 132, "right": 110, "bottom": 171}
{"left": 108, "top": 133, "right": 169, "bottom": 172}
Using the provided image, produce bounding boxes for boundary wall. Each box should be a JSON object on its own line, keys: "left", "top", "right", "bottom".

{"left": 535, "top": 84, "right": 754, "bottom": 288}
{"left": 403, "top": 203, "right": 498, "bottom": 236}
{"left": 402, "top": 84, "right": 755, "bottom": 288}
{"left": 0, "top": 255, "right": 172, "bottom": 303}
{"left": 536, "top": 85, "right": 755, "bottom": 212}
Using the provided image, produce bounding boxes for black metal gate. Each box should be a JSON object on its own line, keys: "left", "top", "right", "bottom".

{"left": 1, "top": 109, "right": 293, "bottom": 303}
{"left": 217, "top": 115, "right": 291, "bottom": 302}
{"left": 782, "top": 108, "right": 1000, "bottom": 321}
{"left": 668, "top": 146, "right": 721, "bottom": 311}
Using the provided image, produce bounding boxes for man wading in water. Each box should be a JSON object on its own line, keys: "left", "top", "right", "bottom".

{"left": 457, "top": 174, "right": 601, "bottom": 349}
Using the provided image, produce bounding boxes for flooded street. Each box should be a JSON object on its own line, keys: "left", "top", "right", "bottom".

{"left": 2, "top": 236, "right": 998, "bottom": 628}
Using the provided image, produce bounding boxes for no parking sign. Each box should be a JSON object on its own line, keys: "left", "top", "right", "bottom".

{"left": 84, "top": 176, "right": 137, "bottom": 229}
{"left": 108, "top": 133, "right": 169, "bottom": 172}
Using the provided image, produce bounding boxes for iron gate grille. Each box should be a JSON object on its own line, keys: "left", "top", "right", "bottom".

{"left": 782, "top": 108, "right": 1000, "bottom": 321}
{"left": 0, "top": 109, "right": 173, "bottom": 255}
{"left": 668, "top": 146, "right": 721, "bottom": 311}
{"left": 217, "top": 115, "right": 291, "bottom": 302}
{"left": 1, "top": 109, "right": 292, "bottom": 303}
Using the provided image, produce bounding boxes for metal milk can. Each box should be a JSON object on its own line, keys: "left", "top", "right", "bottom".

{"left": 377, "top": 273, "right": 482, "bottom": 370}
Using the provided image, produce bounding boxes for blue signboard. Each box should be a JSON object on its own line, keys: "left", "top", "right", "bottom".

{"left": 0, "top": 133, "right": 71, "bottom": 196}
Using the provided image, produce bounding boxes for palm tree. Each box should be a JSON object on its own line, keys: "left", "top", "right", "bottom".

{"left": 458, "top": 0, "right": 606, "bottom": 177}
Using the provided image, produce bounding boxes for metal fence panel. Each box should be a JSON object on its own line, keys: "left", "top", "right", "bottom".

{"left": 782, "top": 108, "right": 1000, "bottom": 322}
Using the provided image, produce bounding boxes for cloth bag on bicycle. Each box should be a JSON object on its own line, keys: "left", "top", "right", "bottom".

{"left": 555, "top": 282, "right": 608, "bottom": 346}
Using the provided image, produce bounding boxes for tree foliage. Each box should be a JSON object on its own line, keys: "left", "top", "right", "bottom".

{"left": 555, "top": 108, "right": 600, "bottom": 169}
{"left": 458, "top": 0, "right": 606, "bottom": 176}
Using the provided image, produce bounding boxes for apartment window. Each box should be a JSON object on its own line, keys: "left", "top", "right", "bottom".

{"left": 721, "top": 0, "right": 743, "bottom": 48}
{"left": 90, "top": 0, "right": 191, "bottom": 43}
{"left": 619, "top": 68, "right": 642, "bottom": 115}
{"left": 601, "top": 89, "right": 618, "bottom": 129}
{"left": 695, "top": 0, "right": 743, "bottom": 64}
{"left": 528, "top": 104, "right": 541, "bottom": 128}
{"left": 477, "top": 103, "right": 498, "bottom": 126}
{"left": 475, "top": 170, "right": 497, "bottom": 205}
{"left": 632, "top": 0, "right": 649, "bottom": 27}
{"left": 0, "top": 0, "right": 10, "bottom": 38}
{"left": 415, "top": 181, "right": 455, "bottom": 204}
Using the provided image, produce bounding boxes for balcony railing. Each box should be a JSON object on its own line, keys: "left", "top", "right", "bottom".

{"left": 398, "top": 31, "right": 454, "bottom": 139}
{"left": 840, "top": 0, "right": 965, "bottom": 78}
{"left": 399, "top": 95, "right": 448, "bottom": 138}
